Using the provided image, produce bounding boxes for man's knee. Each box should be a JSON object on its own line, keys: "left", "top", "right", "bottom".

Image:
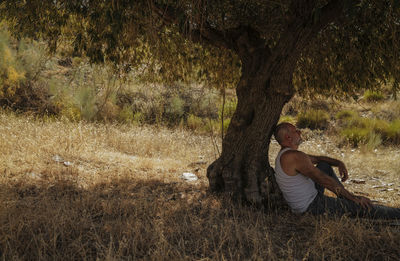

{"left": 316, "top": 161, "right": 333, "bottom": 175}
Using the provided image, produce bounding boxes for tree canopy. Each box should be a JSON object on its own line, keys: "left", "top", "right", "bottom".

{"left": 2, "top": 1, "right": 399, "bottom": 94}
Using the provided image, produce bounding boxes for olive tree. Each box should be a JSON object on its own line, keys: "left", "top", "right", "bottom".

{"left": 2, "top": 0, "right": 400, "bottom": 205}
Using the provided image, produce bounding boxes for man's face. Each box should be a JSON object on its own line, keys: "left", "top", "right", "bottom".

{"left": 288, "top": 124, "right": 303, "bottom": 146}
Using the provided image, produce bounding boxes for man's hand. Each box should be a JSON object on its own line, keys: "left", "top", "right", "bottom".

{"left": 338, "top": 161, "right": 348, "bottom": 182}
{"left": 354, "top": 195, "right": 373, "bottom": 209}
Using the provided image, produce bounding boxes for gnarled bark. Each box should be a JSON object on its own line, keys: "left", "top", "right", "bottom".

{"left": 207, "top": 52, "right": 295, "bottom": 206}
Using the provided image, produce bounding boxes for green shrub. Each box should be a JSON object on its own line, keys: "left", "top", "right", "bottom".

{"left": 193, "top": 91, "right": 219, "bottom": 118}
{"left": 221, "top": 118, "right": 231, "bottom": 134}
{"left": 339, "top": 116, "right": 394, "bottom": 146}
{"left": 218, "top": 98, "right": 237, "bottom": 120}
{"left": 335, "top": 110, "right": 358, "bottom": 120}
{"left": 165, "top": 95, "right": 185, "bottom": 125}
{"left": 75, "top": 87, "right": 98, "bottom": 121}
{"left": 186, "top": 114, "right": 222, "bottom": 134}
{"left": 168, "top": 95, "right": 185, "bottom": 117}
{"left": 72, "top": 57, "right": 83, "bottom": 67}
{"left": 0, "top": 27, "right": 25, "bottom": 99}
{"left": 187, "top": 114, "right": 204, "bottom": 130}
{"left": 117, "top": 88, "right": 163, "bottom": 124}
{"left": 365, "top": 131, "right": 382, "bottom": 150}
{"left": 335, "top": 110, "right": 359, "bottom": 129}
{"left": 340, "top": 127, "right": 370, "bottom": 147}
{"left": 204, "top": 118, "right": 219, "bottom": 134}
{"left": 97, "top": 100, "right": 119, "bottom": 121}
{"left": 336, "top": 112, "right": 388, "bottom": 131}
{"left": 310, "top": 99, "right": 330, "bottom": 111}
{"left": 60, "top": 104, "right": 81, "bottom": 122}
{"left": 133, "top": 112, "right": 145, "bottom": 125}
{"left": 118, "top": 105, "right": 134, "bottom": 123}
{"left": 279, "top": 115, "right": 296, "bottom": 125}
{"left": 340, "top": 126, "right": 383, "bottom": 149}
{"left": 345, "top": 115, "right": 365, "bottom": 128}
{"left": 337, "top": 115, "right": 400, "bottom": 147}
{"left": 381, "top": 119, "right": 400, "bottom": 144}
{"left": 17, "top": 39, "right": 50, "bottom": 79}
{"left": 216, "top": 98, "right": 236, "bottom": 135}
{"left": 0, "top": 26, "right": 56, "bottom": 113}
{"left": 369, "top": 118, "right": 390, "bottom": 135}
{"left": 363, "top": 90, "right": 385, "bottom": 102}
{"left": 296, "top": 109, "right": 329, "bottom": 130}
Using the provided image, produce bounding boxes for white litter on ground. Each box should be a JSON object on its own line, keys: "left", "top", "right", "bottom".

{"left": 52, "top": 155, "right": 73, "bottom": 167}
{"left": 27, "top": 172, "right": 42, "bottom": 179}
{"left": 52, "top": 155, "right": 64, "bottom": 163}
{"left": 180, "top": 172, "right": 198, "bottom": 181}
{"left": 63, "top": 161, "right": 73, "bottom": 166}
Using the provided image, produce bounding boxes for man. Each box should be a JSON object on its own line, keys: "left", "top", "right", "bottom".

{"left": 273, "top": 122, "right": 400, "bottom": 219}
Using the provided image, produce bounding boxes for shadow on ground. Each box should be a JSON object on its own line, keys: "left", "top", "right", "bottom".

{"left": 1, "top": 173, "right": 399, "bottom": 260}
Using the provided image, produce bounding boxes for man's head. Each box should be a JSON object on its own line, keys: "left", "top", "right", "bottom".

{"left": 273, "top": 122, "right": 302, "bottom": 149}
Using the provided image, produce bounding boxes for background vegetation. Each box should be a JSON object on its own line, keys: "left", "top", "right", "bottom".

{"left": 0, "top": 24, "right": 237, "bottom": 136}
{"left": 3, "top": 23, "right": 400, "bottom": 151}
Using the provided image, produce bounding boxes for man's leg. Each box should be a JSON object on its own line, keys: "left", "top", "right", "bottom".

{"left": 367, "top": 204, "right": 400, "bottom": 220}
{"left": 315, "top": 161, "right": 342, "bottom": 195}
{"left": 307, "top": 194, "right": 400, "bottom": 219}
{"left": 309, "top": 161, "right": 400, "bottom": 219}
{"left": 307, "top": 161, "right": 345, "bottom": 216}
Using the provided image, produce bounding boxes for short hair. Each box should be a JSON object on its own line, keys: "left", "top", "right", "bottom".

{"left": 273, "top": 122, "right": 292, "bottom": 145}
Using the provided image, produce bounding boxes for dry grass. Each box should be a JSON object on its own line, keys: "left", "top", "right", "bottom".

{"left": 1, "top": 110, "right": 400, "bottom": 260}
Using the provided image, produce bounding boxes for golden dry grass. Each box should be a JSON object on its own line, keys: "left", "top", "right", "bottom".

{"left": 1, "top": 110, "right": 400, "bottom": 260}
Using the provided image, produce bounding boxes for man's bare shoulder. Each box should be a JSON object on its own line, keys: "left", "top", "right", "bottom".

{"left": 279, "top": 150, "right": 311, "bottom": 175}
{"left": 280, "top": 149, "right": 309, "bottom": 161}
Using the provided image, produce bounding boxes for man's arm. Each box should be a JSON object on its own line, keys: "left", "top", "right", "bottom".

{"left": 294, "top": 152, "right": 372, "bottom": 209}
{"left": 308, "top": 154, "right": 348, "bottom": 182}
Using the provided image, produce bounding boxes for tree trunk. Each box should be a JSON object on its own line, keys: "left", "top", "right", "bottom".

{"left": 206, "top": 1, "right": 344, "bottom": 205}
{"left": 207, "top": 51, "right": 295, "bottom": 207}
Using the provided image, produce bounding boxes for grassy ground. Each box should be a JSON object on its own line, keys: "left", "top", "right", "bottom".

{"left": 1, "top": 110, "right": 400, "bottom": 260}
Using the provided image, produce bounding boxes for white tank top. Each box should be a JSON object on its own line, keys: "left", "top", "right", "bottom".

{"left": 275, "top": 148, "right": 318, "bottom": 213}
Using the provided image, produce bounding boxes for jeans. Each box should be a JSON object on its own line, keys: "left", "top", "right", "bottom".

{"left": 306, "top": 162, "right": 400, "bottom": 220}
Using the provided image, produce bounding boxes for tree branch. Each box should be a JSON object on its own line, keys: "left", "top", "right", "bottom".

{"left": 228, "top": 26, "right": 271, "bottom": 61}
{"left": 264, "top": 0, "right": 346, "bottom": 96}
{"left": 276, "top": 0, "right": 345, "bottom": 56}
{"left": 287, "top": 0, "right": 345, "bottom": 33}
{"left": 288, "top": 0, "right": 316, "bottom": 20}
{"left": 311, "top": 0, "right": 345, "bottom": 33}
{"left": 191, "top": 22, "right": 235, "bottom": 50}
{"left": 152, "top": 3, "right": 234, "bottom": 50}
{"left": 152, "top": 2, "right": 273, "bottom": 68}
